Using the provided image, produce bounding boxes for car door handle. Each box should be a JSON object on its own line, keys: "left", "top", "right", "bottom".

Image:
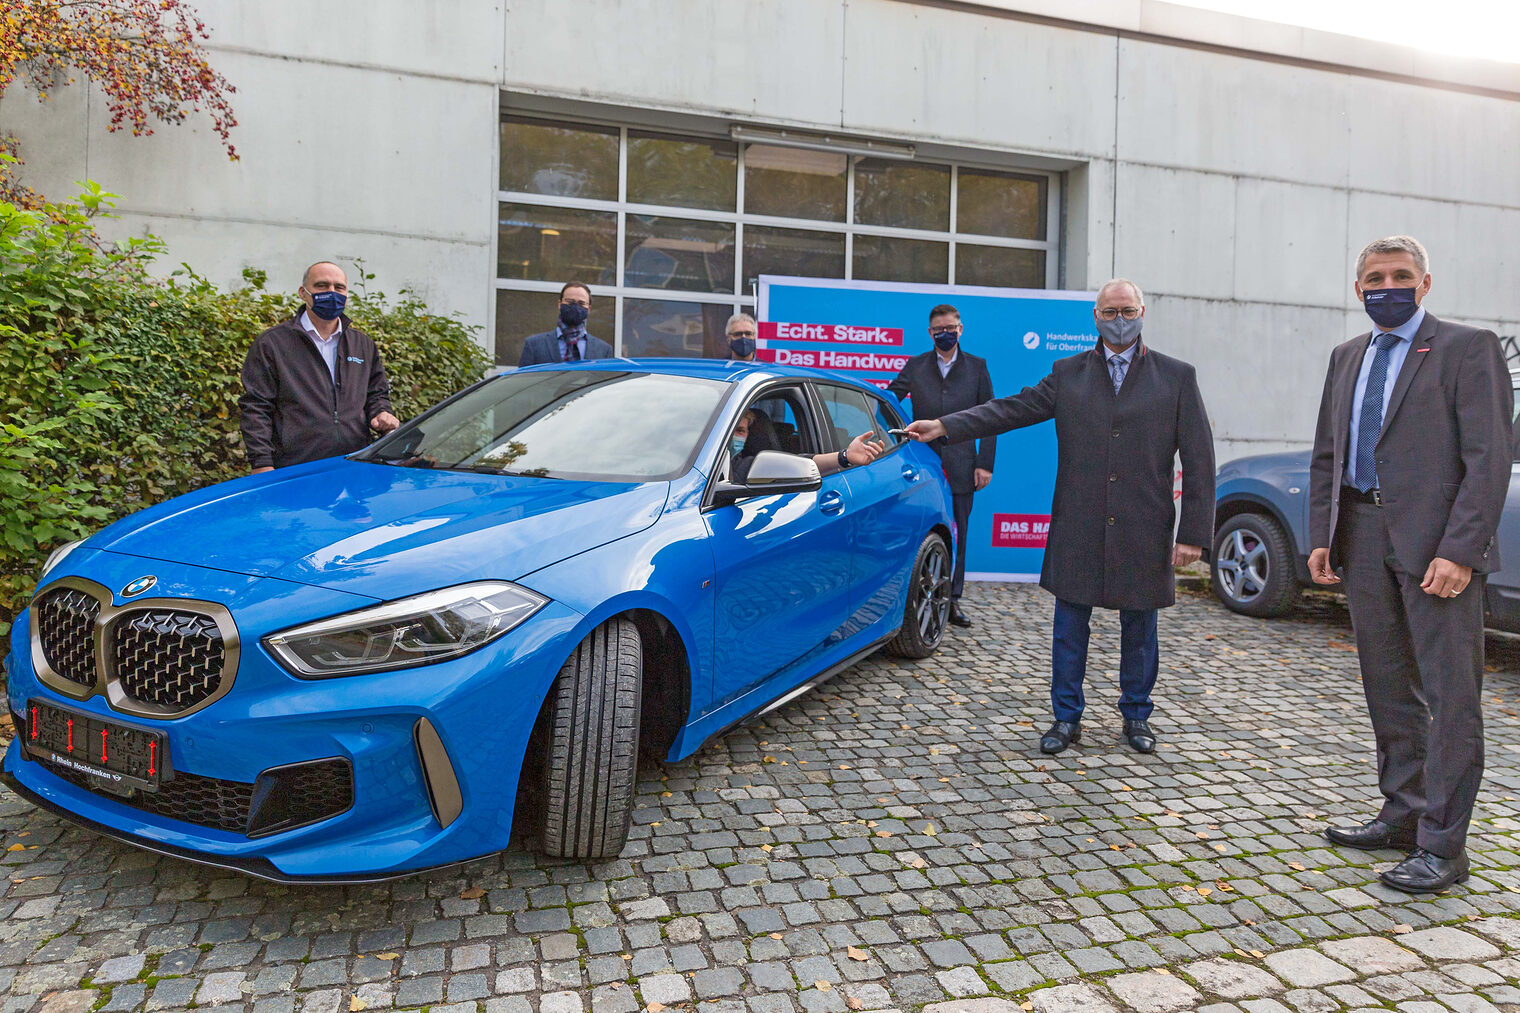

{"left": 901, "top": 465, "right": 919, "bottom": 482}
{"left": 819, "top": 490, "right": 844, "bottom": 515}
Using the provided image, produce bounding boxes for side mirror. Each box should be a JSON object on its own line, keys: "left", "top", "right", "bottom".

{"left": 711, "top": 450, "right": 822, "bottom": 506}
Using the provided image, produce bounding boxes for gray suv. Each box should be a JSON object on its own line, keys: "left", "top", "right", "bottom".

{"left": 1211, "top": 371, "right": 1520, "bottom": 631}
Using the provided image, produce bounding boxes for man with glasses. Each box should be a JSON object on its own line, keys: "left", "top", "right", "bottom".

{"left": 723, "top": 313, "right": 760, "bottom": 362}
{"left": 906, "top": 280, "right": 1214, "bottom": 756}
{"left": 518, "top": 281, "right": 613, "bottom": 365}
{"left": 888, "top": 303, "right": 997, "bottom": 628}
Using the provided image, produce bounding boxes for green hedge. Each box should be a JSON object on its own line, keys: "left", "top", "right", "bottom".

{"left": 0, "top": 185, "right": 489, "bottom": 634}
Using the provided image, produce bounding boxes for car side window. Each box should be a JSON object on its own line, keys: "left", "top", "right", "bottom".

{"left": 722, "top": 384, "right": 819, "bottom": 481}
{"left": 817, "top": 384, "right": 896, "bottom": 455}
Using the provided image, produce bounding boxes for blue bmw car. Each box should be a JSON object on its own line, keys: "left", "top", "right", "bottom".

{"left": 6, "top": 361, "right": 955, "bottom": 882}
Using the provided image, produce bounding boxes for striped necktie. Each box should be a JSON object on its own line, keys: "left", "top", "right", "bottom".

{"left": 1108, "top": 353, "right": 1128, "bottom": 394}
{"left": 1353, "top": 332, "right": 1401, "bottom": 492}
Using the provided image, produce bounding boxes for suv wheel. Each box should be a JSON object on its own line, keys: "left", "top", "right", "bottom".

{"left": 1212, "top": 513, "right": 1299, "bottom": 618}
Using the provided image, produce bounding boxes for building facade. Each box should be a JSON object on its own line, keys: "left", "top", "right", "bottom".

{"left": 8, "top": 0, "right": 1519, "bottom": 459}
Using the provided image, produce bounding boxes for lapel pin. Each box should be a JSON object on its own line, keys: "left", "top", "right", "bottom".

{"left": 1415, "top": 347, "right": 1430, "bottom": 353}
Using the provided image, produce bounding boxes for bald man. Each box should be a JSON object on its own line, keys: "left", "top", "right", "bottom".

{"left": 239, "top": 261, "right": 400, "bottom": 472}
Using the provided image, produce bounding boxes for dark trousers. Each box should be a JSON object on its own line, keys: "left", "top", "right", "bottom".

{"left": 1340, "top": 500, "right": 1486, "bottom": 858}
{"left": 1051, "top": 598, "right": 1158, "bottom": 723}
{"left": 952, "top": 492, "right": 973, "bottom": 600}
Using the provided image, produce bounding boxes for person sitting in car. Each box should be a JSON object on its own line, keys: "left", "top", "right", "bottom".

{"left": 729, "top": 408, "right": 885, "bottom": 482}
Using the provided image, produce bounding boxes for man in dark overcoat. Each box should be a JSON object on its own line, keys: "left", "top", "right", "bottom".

{"left": 1309, "top": 235, "right": 1512, "bottom": 893}
{"left": 907, "top": 279, "right": 1214, "bottom": 754}
{"left": 888, "top": 303, "right": 996, "bottom": 628}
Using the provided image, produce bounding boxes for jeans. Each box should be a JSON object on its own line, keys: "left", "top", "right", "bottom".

{"left": 1051, "top": 598, "right": 1158, "bottom": 723}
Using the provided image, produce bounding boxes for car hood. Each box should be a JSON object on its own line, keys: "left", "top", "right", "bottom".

{"left": 90, "top": 458, "right": 671, "bottom": 600}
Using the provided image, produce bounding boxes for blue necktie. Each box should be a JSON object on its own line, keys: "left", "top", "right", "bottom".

{"left": 1353, "top": 332, "right": 1400, "bottom": 492}
{"left": 1108, "top": 354, "right": 1127, "bottom": 394}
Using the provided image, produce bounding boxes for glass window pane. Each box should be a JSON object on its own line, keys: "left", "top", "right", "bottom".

{"left": 957, "top": 167, "right": 1047, "bottom": 240}
{"left": 627, "top": 131, "right": 737, "bottom": 211}
{"left": 743, "top": 226, "right": 845, "bottom": 288}
{"left": 624, "top": 215, "right": 735, "bottom": 293}
{"left": 498, "top": 202, "right": 616, "bottom": 285}
{"left": 853, "top": 158, "right": 950, "bottom": 231}
{"left": 955, "top": 245, "right": 1046, "bottom": 289}
{"left": 816, "top": 385, "right": 879, "bottom": 453}
{"left": 852, "top": 236, "right": 947, "bottom": 284}
{"left": 622, "top": 299, "right": 735, "bottom": 359}
{"left": 499, "top": 116, "right": 619, "bottom": 200}
{"left": 495, "top": 288, "right": 561, "bottom": 366}
{"left": 743, "top": 145, "right": 847, "bottom": 221}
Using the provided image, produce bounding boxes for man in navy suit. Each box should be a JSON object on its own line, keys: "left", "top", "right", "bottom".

{"left": 888, "top": 303, "right": 996, "bottom": 628}
{"left": 518, "top": 281, "right": 614, "bottom": 365}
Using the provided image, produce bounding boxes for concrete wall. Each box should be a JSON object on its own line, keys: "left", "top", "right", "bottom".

{"left": 9, "top": 0, "right": 1518, "bottom": 462}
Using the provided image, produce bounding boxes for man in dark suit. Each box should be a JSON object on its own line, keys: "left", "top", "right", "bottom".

{"left": 1309, "top": 235, "right": 1513, "bottom": 893}
{"left": 889, "top": 303, "right": 996, "bottom": 628}
{"left": 517, "top": 280, "right": 614, "bottom": 365}
{"left": 906, "top": 280, "right": 1214, "bottom": 755}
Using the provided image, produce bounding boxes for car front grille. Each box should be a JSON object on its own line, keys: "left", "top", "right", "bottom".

{"left": 29, "top": 742, "right": 354, "bottom": 838}
{"left": 35, "top": 589, "right": 99, "bottom": 687}
{"left": 36, "top": 754, "right": 255, "bottom": 834}
{"left": 112, "top": 610, "right": 227, "bottom": 710}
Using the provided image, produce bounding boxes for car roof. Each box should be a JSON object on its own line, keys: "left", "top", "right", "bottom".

{"left": 506, "top": 357, "right": 893, "bottom": 397}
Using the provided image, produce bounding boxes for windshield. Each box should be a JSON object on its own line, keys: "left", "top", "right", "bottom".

{"left": 361, "top": 370, "right": 730, "bottom": 481}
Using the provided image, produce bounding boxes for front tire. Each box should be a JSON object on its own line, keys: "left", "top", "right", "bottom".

{"left": 1212, "top": 513, "right": 1299, "bottom": 618}
{"left": 538, "top": 617, "right": 642, "bottom": 859}
{"left": 885, "top": 532, "right": 952, "bottom": 658}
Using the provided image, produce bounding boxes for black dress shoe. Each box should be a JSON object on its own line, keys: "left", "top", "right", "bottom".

{"left": 1123, "top": 719, "right": 1156, "bottom": 753}
{"left": 1381, "top": 848, "right": 1470, "bottom": 894}
{"left": 1040, "top": 720, "right": 1081, "bottom": 754}
{"left": 1324, "top": 819, "right": 1418, "bottom": 852}
{"left": 949, "top": 604, "right": 972, "bottom": 628}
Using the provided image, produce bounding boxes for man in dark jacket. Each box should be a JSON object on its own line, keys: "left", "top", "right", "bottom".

{"left": 1309, "top": 235, "right": 1512, "bottom": 893}
{"left": 239, "top": 261, "right": 398, "bottom": 472}
{"left": 518, "top": 281, "right": 614, "bottom": 365}
{"left": 907, "top": 279, "right": 1214, "bottom": 755}
{"left": 889, "top": 303, "right": 995, "bottom": 628}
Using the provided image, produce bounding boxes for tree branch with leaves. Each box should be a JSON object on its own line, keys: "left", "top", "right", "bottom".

{"left": 0, "top": 0, "right": 237, "bottom": 207}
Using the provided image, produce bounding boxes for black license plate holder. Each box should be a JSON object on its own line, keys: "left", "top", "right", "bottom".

{"left": 23, "top": 699, "right": 166, "bottom": 793}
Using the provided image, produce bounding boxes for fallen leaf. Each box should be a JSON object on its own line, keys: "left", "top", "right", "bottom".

{"left": 924, "top": 824, "right": 937, "bottom": 836}
{"left": 1021, "top": 1004, "right": 1034, "bottom": 1012}
{"left": 375, "top": 952, "right": 399, "bottom": 960}
{"left": 4, "top": 845, "right": 21, "bottom": 852}
{"left": 846, "top": 998, "right": 864, "bottom": 1011}
{"left": 1216, "top": 880, "right": 1234, "bottom": 892}
{"left": 1197, "top": 887, "right": 1213, "bottom": 898}
{"left": 1392, "top": 923, "right": 1412, "bottom": 934}
{"left": 647, "top": 1004, "right": 666, "bottom": 1013}
{"left": 349, "top": 999, "right": 366, "bottom": 1012}
{"left": 875, "top": 831, "right": 892, "bottom": 838}
{"left": 1327, "top": 639, "right": 1357, "bottom": 652}
{"left": 662, "top": 791, "right": 673, "bottom": 797}
{"left": 610, "top": 982, "right": 622, "bottom": 990}
{"left": 770, "top": 932, "right": 784, "bottom": 940}
{"left": 460, "top": 887, "right": 485, "bottom": 899}
{"left": 761, "top": 844, "right": 773, "bottom": 853}
{"left": 1249, "top": 949, "right": 1265, "bottom": 958}
{"left": 1156, "top": 967, "right": 1171, "bottom": 975}
{"left": 1289, "top": 862, "right": 1307, "bottom": 871}
{"left": 847, "top": 945, "right": 869, "bottom": 961}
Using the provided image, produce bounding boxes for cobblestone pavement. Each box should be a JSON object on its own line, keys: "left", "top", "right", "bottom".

{"left": 8, "top": 582, "right": 1520, "bottom": 1013}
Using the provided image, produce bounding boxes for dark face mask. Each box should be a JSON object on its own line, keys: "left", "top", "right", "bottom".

{"left": 1096, "top": 315, "right": 1142, "bottom": 350}
{"left": 932, "top": 328, "right": 959, "bottom": 351}
{"left": 728, "top": 336, "right": 756, "bottom": 359}
{"left": 1362, "top": 286, "right": 1419, "bottom": 330}
{"left": 308, "top": 290, "right": 346, "bottom": 321}
{"left": 559, "top": 302, "right": 589, "bottom": 329}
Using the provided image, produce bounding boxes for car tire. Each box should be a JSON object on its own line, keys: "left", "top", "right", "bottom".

{"left": 538, "top": 617, "right": 643, "bottom": 860}
{"left": 1212, "top": 513, "right": 1299, "bottom": 618}
{"left": 885, "top": 532, "right": 952, "bottom": 659}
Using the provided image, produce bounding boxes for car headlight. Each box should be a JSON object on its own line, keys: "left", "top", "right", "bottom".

{"left": 40, "top": 539, "right": 84, "bottom": 581}
{"left": 263, "top": 581, "right": 549, "bottom": 678}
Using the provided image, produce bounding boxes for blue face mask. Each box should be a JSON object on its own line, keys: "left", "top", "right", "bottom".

{"left": 1362, "top": 287, "right": 1419, "bottom": 330}
{"left": 559, "top": 302, "right": 589, "bottom": 329}
{"left": 729, "top": 437, "right": 747, "bottom": 456}
{"left": 932, "top": 329, "right": 959, "bottom": 351}
{"left": 309, "top": 290, "right": 346, "bottom": 320}
{"left": 729, "top": 336, "right": 756, "bottom": 359}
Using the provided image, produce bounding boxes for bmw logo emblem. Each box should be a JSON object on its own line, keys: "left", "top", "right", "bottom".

{"left": 121, "top": 575, "right": 157, "bottom": 598}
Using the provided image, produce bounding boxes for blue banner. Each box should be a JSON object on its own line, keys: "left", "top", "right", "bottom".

{"left": 757, "top": 276, "right": 1100, "bottom": 581}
